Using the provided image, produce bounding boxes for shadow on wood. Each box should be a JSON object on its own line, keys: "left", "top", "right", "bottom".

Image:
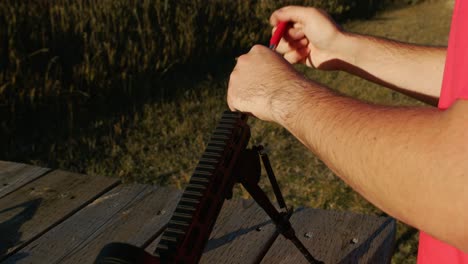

{"left": 204, "top": 219, "right": 273, "bottom": 252}
{"left": 0, "top": 198, "right": 42, "bottom": 261}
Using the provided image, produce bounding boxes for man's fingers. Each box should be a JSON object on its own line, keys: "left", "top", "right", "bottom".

{"left": 283, "top": 35, "right": 308, "bottom": 47}
{"left": 270, "top": 6, "right": 315, "bottom": 26}
{"left": 272, "top": 26, "right": 307, "bottom": 54}
{"left": 283, "top": 47, "right": 310, "bottom": 64}
{"left": 272, "top": 26, "right": 304, "bottom": 41}
{"left": 286, "top": 27, "right": 305, "bottom": 41}
{"left": 275, "top": 38, "right": 308, "bottom": 54}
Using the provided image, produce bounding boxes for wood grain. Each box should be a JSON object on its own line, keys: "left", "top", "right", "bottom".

{"left": 200, "top": 198, "right": 279, "bottom": 264}
{"left": 145, "top": 198, "right": 279, "bottom": 264}
{"left": 63, "top": 186, "right": 181, "bottom": 264}
{"left": 260, "top": 208, "right": 396, "bottom": 264}
{"left": 0, "top": 162, "right": 396, "bottom": 264}
{"left": 0, "top": 169, "right": 119, "bottom": 260}
{"left": 0, "top": 161, "right": 49, "bottom": 198}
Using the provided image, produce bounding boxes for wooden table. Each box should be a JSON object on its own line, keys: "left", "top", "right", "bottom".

{"left": 0, "top": 160, "right": 396, "bottom": 263}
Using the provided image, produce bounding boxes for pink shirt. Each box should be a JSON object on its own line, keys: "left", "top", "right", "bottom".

{"left": 437, "top": 0, "right": 468, "bottom": 109}
{"left": 417, "top": 0, "right": 468, "bottom": 262}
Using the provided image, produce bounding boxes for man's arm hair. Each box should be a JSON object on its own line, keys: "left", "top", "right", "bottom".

{"left": 273, "top": 79, "right": 468, "bottom": 252}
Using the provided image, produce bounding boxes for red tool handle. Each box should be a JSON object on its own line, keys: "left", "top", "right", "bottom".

{"left": 269, "top": 21, "right": 289, "bottom": 50}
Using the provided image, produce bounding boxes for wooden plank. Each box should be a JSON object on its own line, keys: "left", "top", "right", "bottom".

{"left": 55, "top": 186, "right": 181, "bottom": 264}
{"left": 146, "top": 198, "right": 279, "bottom": 263}
{"left": 0, "top": 169, "right": 119, "bottom": 260}
{"left": 2, "top": 184, "right": 150, "bottom": 264}
{"left": 260, "top": 208, "right": 396, "bottom": 264}
{"left": 4, "top": 185, "right": 182, "bottom": 264}
{"left": 200, "top": 198, "right": 279, "bottom": 263}
{"left": 0, "top": 161, "right": 49, "bottom": 198}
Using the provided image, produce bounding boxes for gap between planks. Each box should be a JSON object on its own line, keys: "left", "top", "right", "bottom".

{"left": 0, "top": 169, "right": 120, "bottom": 261}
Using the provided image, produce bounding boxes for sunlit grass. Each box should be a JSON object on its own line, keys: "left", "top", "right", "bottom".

{"left": 0, "top": 0, "right": 378, "bottom": 108}
{"left": 0, "top": 0, "right": 449, "bottom": 263}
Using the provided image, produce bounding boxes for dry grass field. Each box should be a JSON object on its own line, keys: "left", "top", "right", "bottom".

{"left": 0, "top": 0, "right": 454, "bottom": 262}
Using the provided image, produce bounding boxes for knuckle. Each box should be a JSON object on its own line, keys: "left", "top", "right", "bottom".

{"left": 237, "top": 54, "right": 248, "bottom": 63}
{"left": 278, "top": 6, "right": 291, "bottom": 12}
{"left": 306, "top": 7, "right": 319, "bottom": 14}
{"left": 250, "top": 44, "right": 264, "bottom": 53}
{"left": 229, "top": 68, "right": 239, "bottom": 80}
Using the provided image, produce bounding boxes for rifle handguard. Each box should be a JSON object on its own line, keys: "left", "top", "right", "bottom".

{"left": 154, "top": 111, "right": 250, "bottom": 263}
{"left": 95, "top": 111, "right": 322, "bottom": 264}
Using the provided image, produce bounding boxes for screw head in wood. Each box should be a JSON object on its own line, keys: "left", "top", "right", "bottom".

{"left": 157, "top": 209, "right": 166, "bottom": 215}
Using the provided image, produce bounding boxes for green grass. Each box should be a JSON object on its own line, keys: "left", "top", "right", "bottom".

{"left": 0, "top": 0, "right": 405, "bottom": 165}
{"left": 0, "top": 0, "right": 388, "bottom": 107}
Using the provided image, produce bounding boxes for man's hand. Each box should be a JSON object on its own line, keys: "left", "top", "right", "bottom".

{"left": 227, "top": 45, "right": 310, "bottom": 123}
{"left": 270, "top": 5, "right": 446, "bottom": 104}
{"left": 270, "top": 6, "right": 344, "bottom": 69}
{"left": 226, "top": 4, "right": 468, "bottom": 252}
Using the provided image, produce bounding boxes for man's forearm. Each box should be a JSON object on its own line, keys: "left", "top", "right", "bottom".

{"left": 274, "top": 79, "right": 468, "bottom": 251}
{"left": 331, "top": 33, "right": 447, "bottom": 105}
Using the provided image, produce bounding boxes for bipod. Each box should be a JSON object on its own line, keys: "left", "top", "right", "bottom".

{"left": 233, "top": 146, "right": 324, "bottom": 264}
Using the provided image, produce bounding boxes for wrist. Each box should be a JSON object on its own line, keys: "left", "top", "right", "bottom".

{"left": 269, "top": 78, "right": 338, "bottom": 156}
{"left": 269, "top": 78, "right": 316, "bottom": 128}
{"left": 312, "top": 31, "right": 356, "bottom": 71}
{"left": 318, "top": 31, "right": 359, "bottom": 71}
{"left": 336, "top": 32, "right": 375, "bottom": 72}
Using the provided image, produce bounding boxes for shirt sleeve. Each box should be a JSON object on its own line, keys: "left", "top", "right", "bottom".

{"left": 418, "top": 0, "right": 468, "bottom": 263}
{"left": 438, "top": 0, "right": 468, "bottom": 109}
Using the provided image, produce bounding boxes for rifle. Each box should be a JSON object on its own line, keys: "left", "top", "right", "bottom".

{"left": 95, "top": 111, "right": 323, "bottom": 264}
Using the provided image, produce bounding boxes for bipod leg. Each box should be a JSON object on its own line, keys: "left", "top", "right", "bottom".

{"left": 234, "top": 149, "right": 323, "bottom": 264}
{"left": 255, "top": 145, "right": 288, "bottom": 212}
